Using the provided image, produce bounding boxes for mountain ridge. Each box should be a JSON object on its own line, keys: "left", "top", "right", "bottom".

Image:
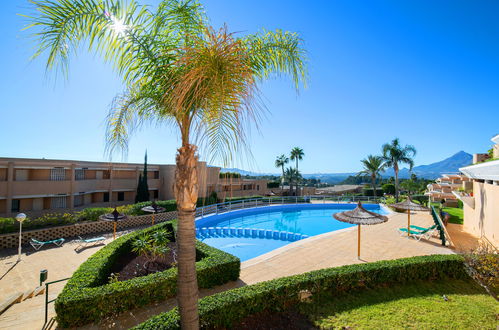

{"left": 221, "top": 151, "right": 473, "bottom": 183}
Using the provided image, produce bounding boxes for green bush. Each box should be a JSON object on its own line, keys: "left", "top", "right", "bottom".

{"left": 55, "top": 221, "right": 240, "bottom": 328}
{"left": 382, "top": 183, "right": 396, "bottom": 195}
{"left": 0, "top": 217, "right": 17, "bottom": 233}
{"left": 267, "top": 181, "right": 280, "bottom": 189}
{"left": 77, "top": 207, "right": 113, "bottom": 221}
{"left": 361, "top": 188, "right": 383, "bottom": 197}
{"left": 134, "top": 254, "right": 467, "bottom": 329}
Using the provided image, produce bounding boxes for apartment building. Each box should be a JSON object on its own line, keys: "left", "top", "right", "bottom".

{"left": 0, "top": 157, "right": 218, "bottom": 216}
{"left": 0, "top": 157, "right": 269, "bottom": 216}
{"left": 426, "top": 174, "right": 470, "bottom": 207}
{"left": 455, "top": 134, "right": 499, "bottom": 247}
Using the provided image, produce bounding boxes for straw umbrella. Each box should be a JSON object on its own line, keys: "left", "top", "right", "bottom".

{"left": 391, "top": 196, "right": 429, "bottom": 237}
{"left": 333, "top": 202, "right": 388, "bottom": 259}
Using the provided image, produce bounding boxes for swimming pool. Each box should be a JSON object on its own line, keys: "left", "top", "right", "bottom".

{"left": 196, "top": 203, "right": 389, "bottom": 261}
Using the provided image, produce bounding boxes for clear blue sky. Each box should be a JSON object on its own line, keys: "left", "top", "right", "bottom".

{"left": 1, "top": 0, "right": 498, "bottom": 173}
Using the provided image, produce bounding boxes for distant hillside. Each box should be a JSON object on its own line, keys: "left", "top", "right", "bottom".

{"left": 221, "top": 151, "right": 473, "bottom": 182}
{"left": 382, "top": 151, "right": 472, "bottom": 179}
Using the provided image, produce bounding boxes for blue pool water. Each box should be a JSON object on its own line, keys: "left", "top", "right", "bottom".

{"left": 196, "top": 204, "right": 388, "bottom": 261}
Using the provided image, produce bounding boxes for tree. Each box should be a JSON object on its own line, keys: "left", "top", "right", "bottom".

{"left": 382, "top": 138, "right": 416, "bottom": 202}
{"left": 284, "top": 167, "right": 301, "bottom": 196}
{"left": 290, "top": 147, "right": 304, "bottom": 171}
{"left": 274, "top": 154, "right": 289, "bottom": 190}
{"left": 26, "top": 1, "right": 306, "bottom": 328}
{"left": 357, "top": 155, "right": 385, "bottom": 198}
{"left": 135, "top": 151, "right": 150, "bottom": 202}
{"left": 382, "top": 183, "right": 396, "bottom": 195}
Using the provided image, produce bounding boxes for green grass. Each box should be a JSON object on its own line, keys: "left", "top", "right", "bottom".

{"left": 300, "top": 279, "right": 498, "bottom": 329}
{"left": 443, "top": 207, "right": 464, "bottom": 224}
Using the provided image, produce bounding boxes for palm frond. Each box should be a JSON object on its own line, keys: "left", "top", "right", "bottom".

{"left": 243, "top": 29, "right": 307, "bottom": 90}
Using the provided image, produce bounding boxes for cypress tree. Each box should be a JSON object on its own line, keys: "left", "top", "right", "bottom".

{"left": 135, "top": 151, "right": 150, "bottom": 202}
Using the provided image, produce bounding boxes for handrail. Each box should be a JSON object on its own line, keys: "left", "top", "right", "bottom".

{"left": 196, "top": 195, "right": 384, "bottom": 219}
{"left": 430, "top": 206, "right": 453, "bottom": 247}
{"left": 44, "top": 277, "right": 70, "bottom": 327}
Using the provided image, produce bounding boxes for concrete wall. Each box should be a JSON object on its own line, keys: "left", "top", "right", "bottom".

{"left": 463, "top": 181, "right": 499, "bottom": 247}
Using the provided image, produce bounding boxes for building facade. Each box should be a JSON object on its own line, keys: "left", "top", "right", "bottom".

{"left": 0, "top": 157, "right": 268, "bottom": 217}
{"left": 456, "top": 134, "right": 499, "bottom": 247}
{"left": 426, "top": 174, "right": 470, "bottom": 207}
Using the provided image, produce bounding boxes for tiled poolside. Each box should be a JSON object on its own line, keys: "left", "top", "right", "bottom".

{"left": 0, "top": 209, "right": 478, "bottom": 329}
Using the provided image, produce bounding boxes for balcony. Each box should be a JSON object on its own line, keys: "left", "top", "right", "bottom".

{"left": 452, "top": 191, "right": 475, "bottom": 209}
{"left": 12, "top": 180, "right": 71, "bottom": 197}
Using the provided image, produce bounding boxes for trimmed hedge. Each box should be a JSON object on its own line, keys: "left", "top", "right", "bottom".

{"left": 134, "top": 254, "right": 467, "bottom": 329}
{"left": 55, "top": 221, "right": 240, "bottom": 327}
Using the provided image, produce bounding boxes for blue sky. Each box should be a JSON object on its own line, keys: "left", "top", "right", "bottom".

{"left": 1, "top": 0, "right": 498, "bottom": 173}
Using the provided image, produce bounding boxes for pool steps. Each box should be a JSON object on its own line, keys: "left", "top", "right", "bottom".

{"left": 196, "top": 227, "right": 309, "bottom": 242}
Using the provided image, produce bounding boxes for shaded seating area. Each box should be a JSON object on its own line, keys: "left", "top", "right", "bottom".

{"left": 30, "top": 238, "right": 65, "bottom": 251}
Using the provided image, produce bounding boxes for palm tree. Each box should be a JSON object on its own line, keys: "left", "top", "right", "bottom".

{"left": 26, "top": 1, "right": 307, "bottom": 328}
{"left": 290, "top": 147, "right": 304, "bottom": 171}
{"left": 284, "top": 167, "right": 301, "bottom": 196}
{"left": 274, "top": 154, "right": 289, "bottom": 190}
{"left": 357, "top": 155, "right": 385, "bottom": 198}
{"left": 382, "top": 138, "right": 416, "bottom": 202}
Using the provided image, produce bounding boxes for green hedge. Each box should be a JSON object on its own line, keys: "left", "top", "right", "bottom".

{"left": 55, "top": 221, "right": 240, "bottom": 327}
{"left": 134, "top": 254, "right": 467, "bottom": 329}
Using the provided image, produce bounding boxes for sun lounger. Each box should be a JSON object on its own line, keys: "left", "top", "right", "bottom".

{"left": 30, "top": 238, "right": 65, "bottom": 250}
{"left": 75, "top": 236, "right": 106, "bottom": 251}
{"left": 398, "top": 225, "right": 437, "bottom": 241}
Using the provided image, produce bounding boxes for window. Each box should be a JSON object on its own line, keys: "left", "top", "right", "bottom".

{"left": 118, "top": 192, "right": 125, "bottom": 201}
{"left": 11, "top": 199, "right": 20, "bottom": 212}
{"left": 153, "top": 190, "right": 159, "bottom": 199}
{"left": 257, "top": 185, "right": 260, "bottom": 191}
{"left": 103, "top": 192, "right": 110, "bottom": 202}
{"left": 75, "top": 168, "right": 87, "bottom": 181}
{"left": 74, "top": 194, "right": 84, "bottom": 207}
{"left": 50, "top": 167, "right": 66, "bottom": 181}
{"left": 51, "top": 196, "right": 67, "bottom": 209}
{"left": 154, "top": 171, "right": 159, "bottom": 179}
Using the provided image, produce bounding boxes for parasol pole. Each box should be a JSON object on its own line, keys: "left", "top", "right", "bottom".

{"left": 113, "top": 222, "right": 116, "bottom": 240}
{"left": 407, "top": 209, "right": 411, "bottom": 237}
{"left": 357, "top": 224, "right": 361, "bottom": 259}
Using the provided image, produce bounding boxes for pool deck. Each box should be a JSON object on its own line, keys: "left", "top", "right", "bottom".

{"left": 0, "top": 207, "right": 479, "bottom": 329}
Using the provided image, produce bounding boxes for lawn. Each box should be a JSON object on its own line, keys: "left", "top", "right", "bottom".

{"left": 443, "top": 207, "right": 464, "bottom": 224}
{"left": 301, "top": 279, "right": 498, "bottom": 329}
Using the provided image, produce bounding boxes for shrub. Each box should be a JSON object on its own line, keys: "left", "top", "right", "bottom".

{"left": 267, "top": 181, "right": 280, "bottom": 189}
{"left": 382, "top": 183, "right": 396, "bottom": 195}
{"left": 361, "top": 188, "right": 383, "bottom": 197}
{"left": 55, "top": 221, "right": 240, "bottom": 327}
{"left": 77, "top": 207, "right": 113, "bottom": 221}
{"left": 0, "top": 217, "right": 17, "bottom": 233}
{"left": 134, "top": 254, "right": 467, "bottom": 329}
{"left": 412, "top": 195, "right": 429, "bottom": 205}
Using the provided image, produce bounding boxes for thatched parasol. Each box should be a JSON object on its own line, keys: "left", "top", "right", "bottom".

{"left": 391, "top": 196, "right": 429, "bottom": 237}
{"left": 100, "top": 208, "right": 127, "bottom": 240}
{"left": 141, "top": 201, "right": 166, "bottom": 225}
{"left": 333, "top": 202, "right": 388, "bottom": 259}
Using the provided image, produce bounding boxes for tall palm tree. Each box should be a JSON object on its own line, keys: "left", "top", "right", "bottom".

{"left": 290, "top": 147, "right": 304, "bottom": 171}
{"left": 382, "top": 138, "right": 416, "bottom": 202}
{"left": 284, "top": 167, "right": 301, "bottom": 196}
{"left": 357, "top": 155, "right": 385, "bottom": 198}
{"left": 25, "top": 1, "right": 307, "bottom": 328}
{"left": 274, "top": 154, "right": 289, "bottom": 190}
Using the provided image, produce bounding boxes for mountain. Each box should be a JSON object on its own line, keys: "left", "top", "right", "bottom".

{"left": 381, "top": 151, "right": 472, "bottom": 179}
{"left": 221, "top": 151, "right": 473, "bottom": 181}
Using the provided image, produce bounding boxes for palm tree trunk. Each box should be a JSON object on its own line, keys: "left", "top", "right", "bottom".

{"left": 394, "top": 165, "right": 399, "bottom": 202}
{"left": 174, "top": 144, "right": 199, "bottom": 330}
{"left": 371, "top": 175, "right": 376, "bottom": 198}
{"left": 281, "top": 166, "right": 285, "bottom": 191}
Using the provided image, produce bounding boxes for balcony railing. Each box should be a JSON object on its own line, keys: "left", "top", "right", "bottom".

{"left": 195, "top": 195, "right": 384, "bottom": 219}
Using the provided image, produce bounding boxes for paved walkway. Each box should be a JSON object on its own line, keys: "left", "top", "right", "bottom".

{"left": 0, "top": 210, "right": 477, "bottom": 329}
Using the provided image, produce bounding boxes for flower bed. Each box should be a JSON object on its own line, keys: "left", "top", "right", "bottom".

{"left": 134, "top": 254, "right": 467, "bottom": 329}
{"left": 55, "top": 221, "right": 240, "bottom": 327}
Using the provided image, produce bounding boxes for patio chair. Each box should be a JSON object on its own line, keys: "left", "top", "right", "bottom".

{"left": 30, "top": 238, "right": 65, "bottom": 251}
{"left": 398, "top": 225, "right": 437, "bottom": 241}
{"left": 410, "top": 224, "right": 436, "bottom": 232}
{"left": 74, "top": 235, "right": 106, "bottom": 251}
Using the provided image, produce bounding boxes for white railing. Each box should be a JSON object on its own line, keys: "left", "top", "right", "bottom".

{"left": 195, "top": 195, "right": 383, "bottom": 219}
